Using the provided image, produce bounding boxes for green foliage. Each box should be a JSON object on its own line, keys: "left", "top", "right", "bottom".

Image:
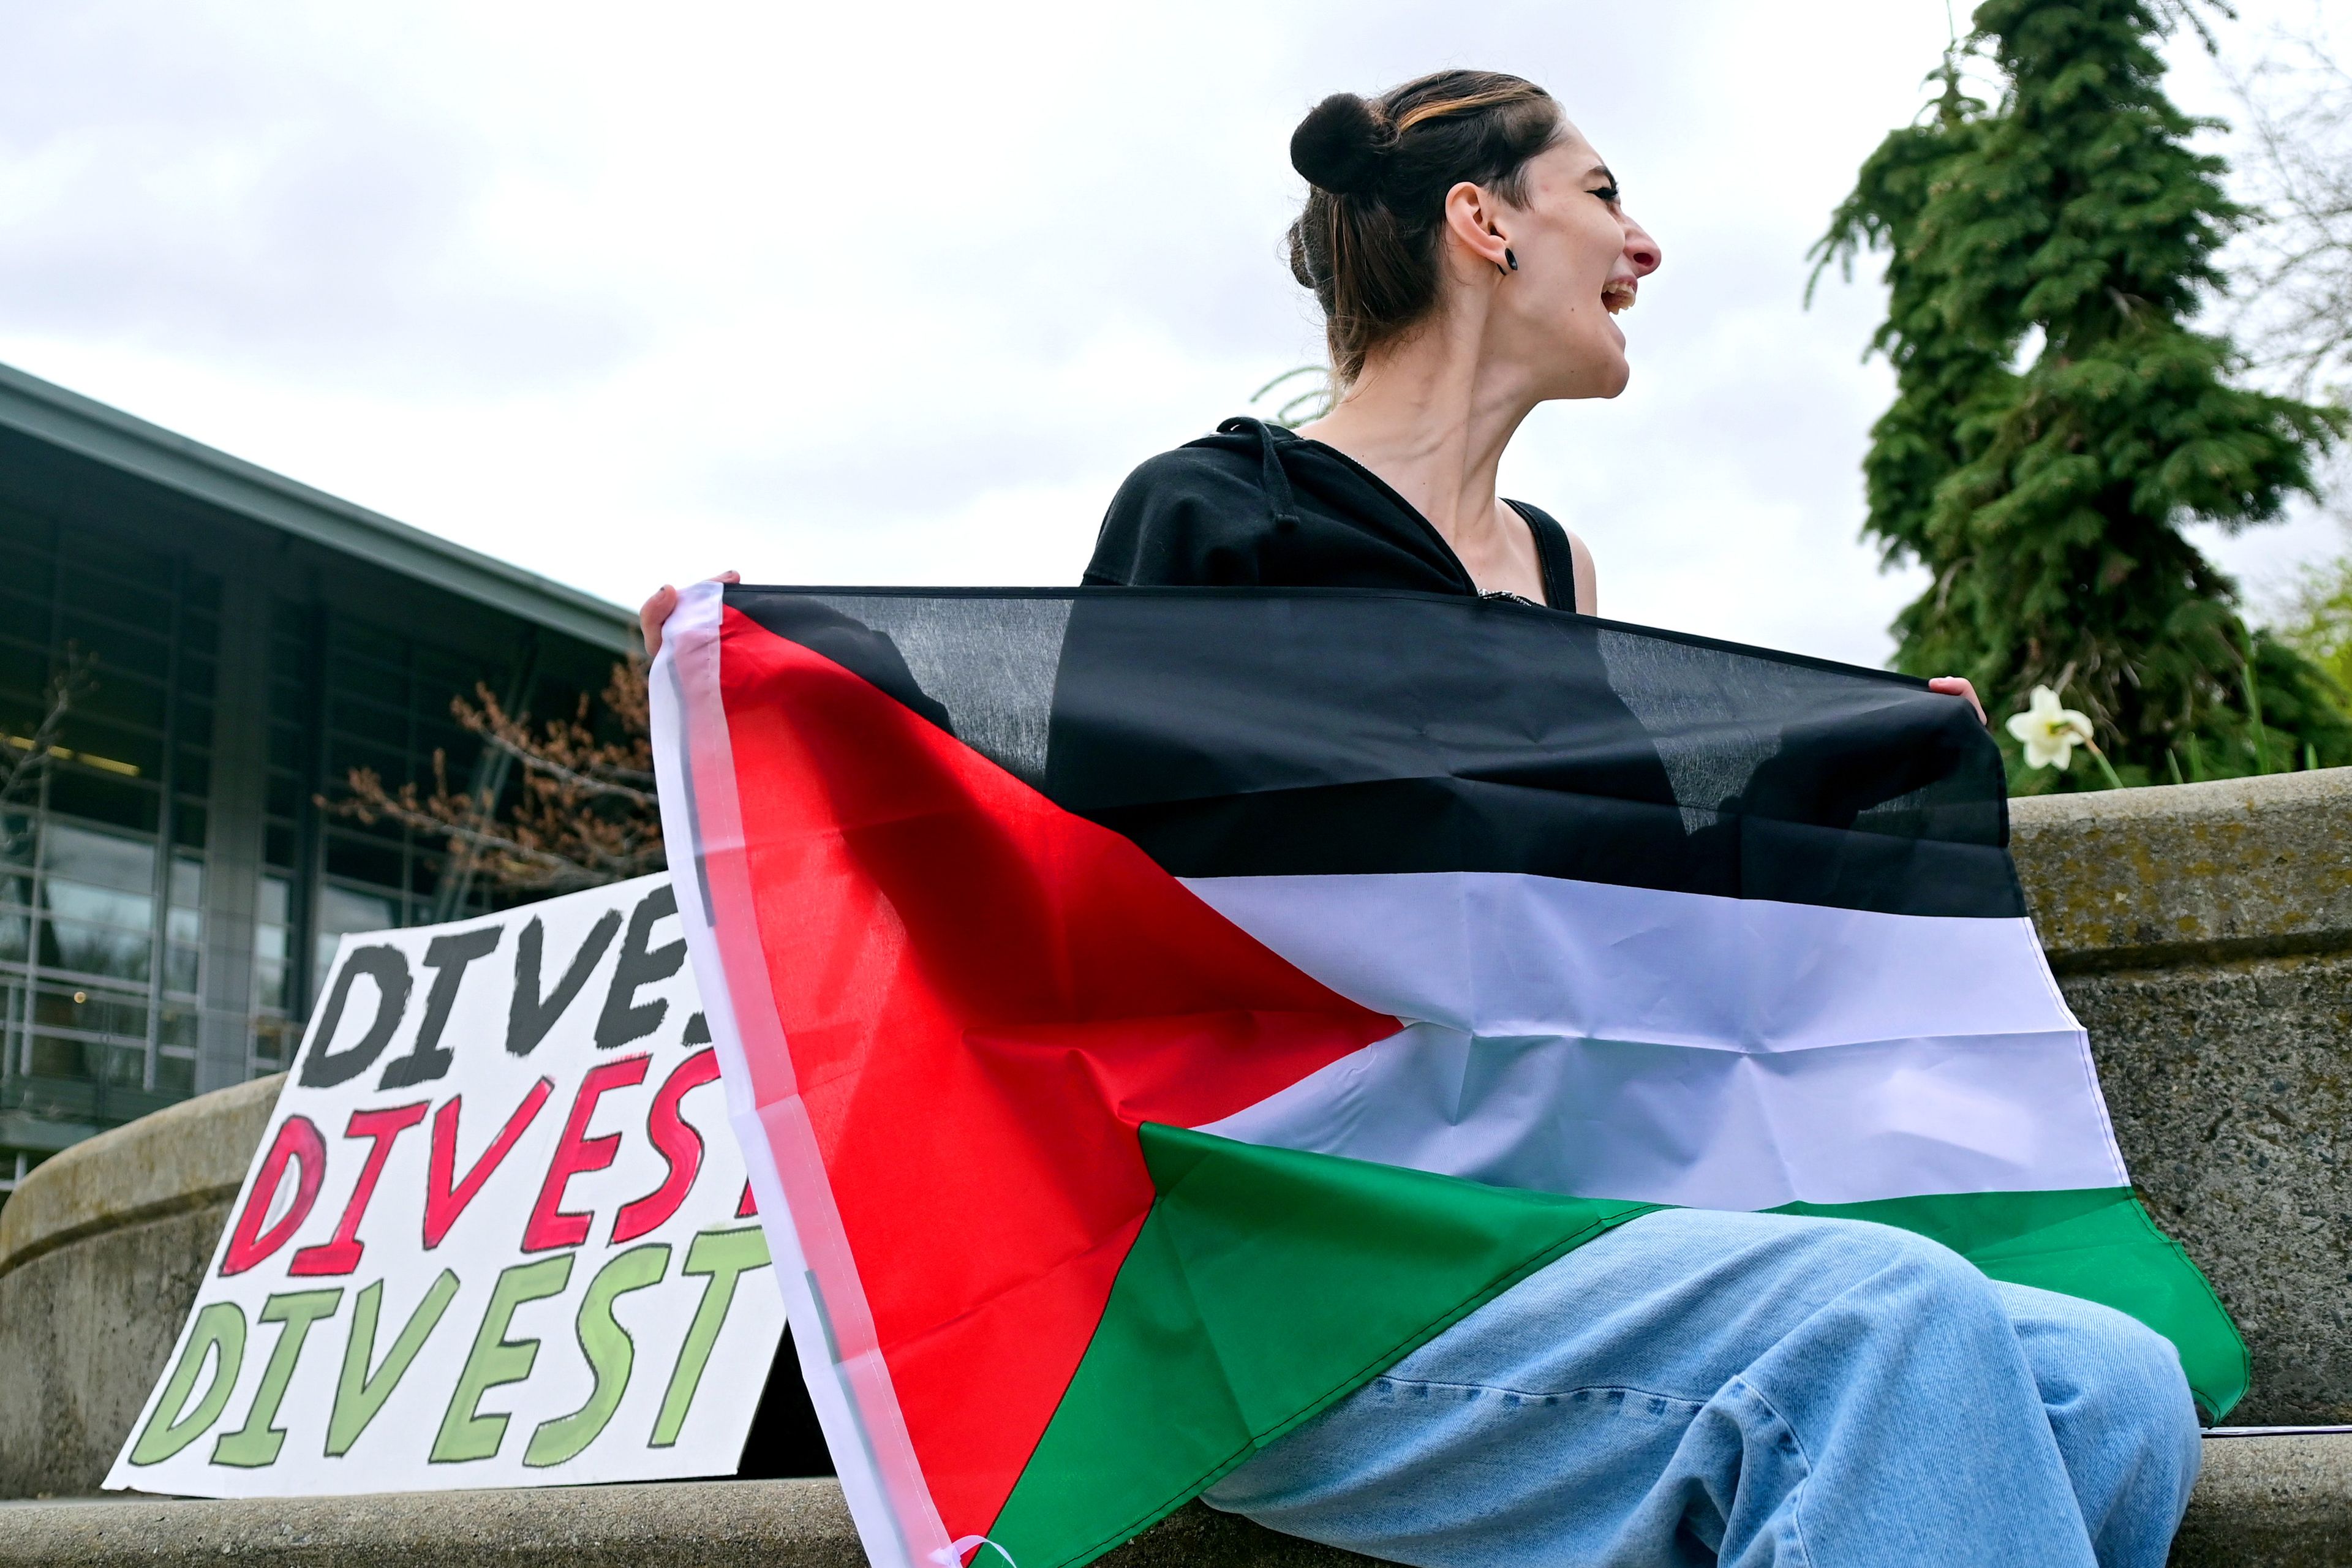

{"left": 2275, "top": 546, "right": 2352, "bottom": 693}
{"left": 1814, "top": 0, "right": 2352, "bottom": 789}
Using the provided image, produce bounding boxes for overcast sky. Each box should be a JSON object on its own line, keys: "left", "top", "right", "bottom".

{"left": 0, "top": 0, "right": 2340, "bottom": 668}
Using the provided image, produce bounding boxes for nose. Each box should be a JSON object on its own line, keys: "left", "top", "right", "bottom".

{"left": 1622, "top": 213, "right": 1662, "bottom": 277}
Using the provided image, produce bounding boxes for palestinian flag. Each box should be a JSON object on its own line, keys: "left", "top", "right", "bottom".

{"left": 649, "top": 581, "right": 2242, "bottom": 1568}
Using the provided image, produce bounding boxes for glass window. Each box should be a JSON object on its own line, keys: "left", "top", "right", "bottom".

{"left": 45, "top": 772, "right": 158, "bottom": 834}
{"left": 45, "top": 823, "right": 154, "bottom": 894}
{"left": 165, "top": 854, "right": 202, "bottom": 997}
{"left": 40, "top": 824, "right": 157, "bottom": 984}
{"left": 248, "top": 871, "right": 295, "bottom": 1080}
{"left": 33, "top": 981, "right": 146, "bottom": 1041}
{"left": 254, "top": 872, "right": 290, "bottom": 1015}
{"left": 154, "top": 1052, "right": 194, "bottom": 1098}
{"left": 314, "top": 884, "right": 400, "bottom": 978}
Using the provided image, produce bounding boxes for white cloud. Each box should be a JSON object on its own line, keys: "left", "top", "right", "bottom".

{"left": 0, "top": 0, "right": 2333, "bottom": 671}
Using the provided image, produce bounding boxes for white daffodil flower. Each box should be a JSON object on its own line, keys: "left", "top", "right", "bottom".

{"left": 2005, "top": 685, "right": 2096, "bottom": 770}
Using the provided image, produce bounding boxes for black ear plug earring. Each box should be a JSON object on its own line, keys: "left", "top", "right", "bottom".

{"left": 1496, "top": 248, "right": 1518, "bottom": 276}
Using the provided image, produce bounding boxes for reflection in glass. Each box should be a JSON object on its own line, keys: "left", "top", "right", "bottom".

{"left": 314, "top": 884, "right": 399, "bottom": 978}
{"left": 40, "top": 823, "right": 159, "bottom": 985}
{"left": 103, "top": 1041, "right": 145, "bottom": 1088}
{"left": 249, "top": 871, "right": 297, "bottom": 1078}
{"left": 34, "top": 983, "right": 145, "bottom": 1040}
{"left": 155, "top": 1053, "right": 194, "bottom": 1097}
{"left": 46, "top": 823, "right": 155, "bottom": 894}
{"left": 29, "top": 1033, "right": 88, "bottom": 1080}
{"left": 42, "top": 916, "right": 151, "bottom": 983}
{"left": 252, "top": 1016, "right": 298, "bottom": 1074}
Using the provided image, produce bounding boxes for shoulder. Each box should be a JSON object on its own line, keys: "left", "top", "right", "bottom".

{"left": 1106, "top": 437, "right": 1261, "bottom": 508}
{"left": 1504, "top": 498, "right": 1597, "bottom": 616}
{"left": 1085, "top": 426, "right": 1281, "bottom": 587}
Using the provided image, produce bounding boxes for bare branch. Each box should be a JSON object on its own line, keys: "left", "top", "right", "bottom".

{"left": 318, "top": 658, "right": 664, "bottom": 897}
{"left": 2220, "top": 26, "right": 2352, "bottom": 399}
{"left": 0, "top": 646, "right": 100, "bottom": 815}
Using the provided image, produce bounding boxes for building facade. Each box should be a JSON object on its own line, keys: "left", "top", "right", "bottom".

{"left": 0, "top": 363, "right": 633, "bottom": 1197}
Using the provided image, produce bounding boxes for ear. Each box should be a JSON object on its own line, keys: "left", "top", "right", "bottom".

{"left": 1441, "top": 181, "right": 1511, "bottom": 274}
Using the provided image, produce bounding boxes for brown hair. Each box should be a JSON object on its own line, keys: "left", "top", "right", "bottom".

{"left": 1287, "top": 71, "right": 1564, "bottom": 383}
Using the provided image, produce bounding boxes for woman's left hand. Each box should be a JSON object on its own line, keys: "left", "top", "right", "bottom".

{"left": 1929, "top": 676, "right": 1987, "bottom": 726}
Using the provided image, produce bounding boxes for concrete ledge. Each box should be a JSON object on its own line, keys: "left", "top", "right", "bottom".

{"left": 2010, "top": 767, "right": 2352, "bottom": 973}
{"left": 2008, "top": 769, "right": 2352, "bottom": 1426}
{"left": 0, "top": 1482, "right": 1372, "bottom": 1568}
{"left": 0, "top": 1074, "right": 282, "bottom": 1283}
{"left": 2, "top": 1438, "right": 2342, "bottom": 1568}
{"left": 2171, "top": 1434, "right": 2352, "bottom": 1567}
{"left": 0, "top": 1074, "right": 285, "bottom": 1499}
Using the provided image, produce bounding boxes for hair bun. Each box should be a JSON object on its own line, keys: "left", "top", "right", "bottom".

{"left": 1291, "top": 92, "right": 1391, "bottom": 195}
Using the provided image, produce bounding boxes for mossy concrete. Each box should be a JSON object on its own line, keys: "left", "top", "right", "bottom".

{"left": 2013, "top": 769, "right": 2352, "bottom": 1425}
{"left": 0, "top": 1075, "right": 282, "bottom": 1499}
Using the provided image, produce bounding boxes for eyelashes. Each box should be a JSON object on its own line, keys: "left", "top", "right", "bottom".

{"left": 1589, "top": 183, "right": 1622, "bottom": 205}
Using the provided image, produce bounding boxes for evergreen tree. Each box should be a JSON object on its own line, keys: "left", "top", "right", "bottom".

{"left": 1814, "top": 0, "right": 2352, "bottom": 787}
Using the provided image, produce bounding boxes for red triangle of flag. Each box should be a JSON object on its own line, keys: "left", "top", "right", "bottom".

{"left": 717, "top": 608, "right": 1397, "bottom": 1537}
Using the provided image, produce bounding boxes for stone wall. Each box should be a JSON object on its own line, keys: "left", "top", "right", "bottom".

{"left": 0, "top": 1074, "right": 281, "bottom": 1498}
{"left": 0, "top": 767, "right": 2345, "bottom": 1497}
{"left": 2012, "top": 769, "right": 2352, "bottom": 1425}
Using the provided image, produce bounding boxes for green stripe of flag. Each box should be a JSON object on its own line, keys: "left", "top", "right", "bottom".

{"left": 987, "top": 1125, "right": 1653, "bottom": 1568}
{"left": 1773, "top": 1188, "right": 2245, "bottom": 1422}
{"left": 987, "top": 1127, "right": 2242, "bottom": 1568}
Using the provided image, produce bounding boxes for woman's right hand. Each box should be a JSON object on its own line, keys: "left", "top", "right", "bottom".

{"left": 639, "top": 571, "right": 739, "bottom": 658}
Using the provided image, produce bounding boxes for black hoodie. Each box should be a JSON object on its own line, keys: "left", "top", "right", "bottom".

{"left": 1082, "top": 417, "right": 1582, "bottom": 612}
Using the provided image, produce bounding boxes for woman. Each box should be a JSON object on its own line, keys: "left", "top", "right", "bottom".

{"left": 644, "top": 71, "right": 2197, "bottom": 1568}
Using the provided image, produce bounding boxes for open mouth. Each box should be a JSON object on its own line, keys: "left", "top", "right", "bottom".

{"left": 1602, "top": 279, "right": 1637, "bottom": 315}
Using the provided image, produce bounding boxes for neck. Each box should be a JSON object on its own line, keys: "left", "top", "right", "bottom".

{"left": 1296, "top": 292, "right": 1538, "bottom": 551}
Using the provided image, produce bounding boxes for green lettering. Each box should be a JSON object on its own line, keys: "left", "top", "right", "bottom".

{"left": 328, "top": 1272, "right": 459, "bottom": 1457}
{"left": 650, "top": 1224, "right": 771, "bottom": 1447}
{"left": 213, "top": 1289, "right": 343, "bottom": 1467}
{"left": 128, "top": 1301, "right": 247, "bottom": 1465}
{"left": 524, "top": 1244, "right": 671, "bottom": 1467}
{"left": 431, "top": 1254, "right": 573, "bottom": 1463}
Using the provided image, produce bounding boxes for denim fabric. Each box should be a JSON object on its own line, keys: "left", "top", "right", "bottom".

{"left": 1205, "top": 1208, "right": 2200, "bottom": 1568}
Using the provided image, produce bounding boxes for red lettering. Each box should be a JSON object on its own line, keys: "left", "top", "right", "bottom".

{"left": 611, "top": 1049, "right": 720, "bottom": 1243}
{"left": 290, "top": 1102, "right": 428, "bottom": 1276}
{"left": 522, "top": 1055, "right": 650, "bottom": 1251}
{"left": 424, "top": 1079, "right": 554, "bottom": 1249}
{"left": 737, "top": 1180, "right": 756, "bottom": 1217}
{"left": 221, "top": 1115, "right": 328, "bottom": 1275}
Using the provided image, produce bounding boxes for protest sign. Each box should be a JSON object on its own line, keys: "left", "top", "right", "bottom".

{"left": 106, "top": 874, "right": 785, "bottom": 1497}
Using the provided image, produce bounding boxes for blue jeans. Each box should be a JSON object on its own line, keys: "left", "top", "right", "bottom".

{"left": 1205, "top": 1208, "right": 2200, "bottom": 1567}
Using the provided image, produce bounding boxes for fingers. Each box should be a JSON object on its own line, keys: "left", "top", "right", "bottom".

{"left": 1929, "top": 676, "right": 1988, "bottom": 727}
{"left": 639, "top": 584, "right": 678, "bottom": 659}
{"left": 638, "top": 573, "right": 740, "bottom": 659}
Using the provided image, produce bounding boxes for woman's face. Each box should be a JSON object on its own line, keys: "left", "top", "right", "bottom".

{"left": 1482, "top": 126, "right": 1662, "bottom": 400}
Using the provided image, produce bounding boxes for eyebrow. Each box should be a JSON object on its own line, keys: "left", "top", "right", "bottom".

{"left": 1588, "top": 165, "right": 1617, "bottom": 186}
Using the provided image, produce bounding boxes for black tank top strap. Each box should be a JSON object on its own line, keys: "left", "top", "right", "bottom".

{"left": 1504, "top": 499, "right": 1580, "bottom": 614}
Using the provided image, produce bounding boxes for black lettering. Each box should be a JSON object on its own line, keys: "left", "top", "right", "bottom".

{"left": 594, "top": 884, "right": 684, "bottom": 1050}
{"left": 380, "top": 927, "right": 503, "bottom": 1089}
{"left": 507, "top": 910, "right": 622, "bottom": 1057}
{"left": 298, "top": 946, "right": 412, "bottom": 1089}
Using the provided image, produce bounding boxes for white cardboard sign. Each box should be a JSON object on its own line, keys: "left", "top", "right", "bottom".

{"left": 107, "top": 874, "right": 785, "bottom": 1497}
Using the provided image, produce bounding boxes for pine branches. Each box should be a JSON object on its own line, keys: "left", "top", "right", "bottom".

{"left": 1817, "top": 0, "right": 2352, "bottom": 788}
